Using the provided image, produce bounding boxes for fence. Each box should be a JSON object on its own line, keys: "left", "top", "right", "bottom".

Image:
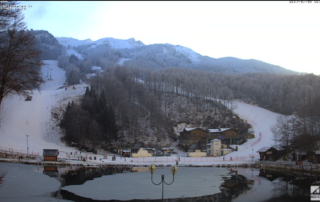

{"left": 251, "top": 132, "right": 262, "bottom": 147}
{"left": 130, "top": 157, "right": 176, "bottom": 163}
{"left": 0, "top": 145, "right": 40, "bottom": 157}
{"left": 130, "top": 156, "right": 248, "bottom": 163}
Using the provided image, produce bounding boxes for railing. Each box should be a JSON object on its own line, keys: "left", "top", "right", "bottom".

{"left": 130, "top": 156, "right": 248, "bottom": 163}
{"left": 251, "top": 132, "right": 262, "bottom": 147}
{"left": 0, "top": 146, "right": 40, "bottom": 157}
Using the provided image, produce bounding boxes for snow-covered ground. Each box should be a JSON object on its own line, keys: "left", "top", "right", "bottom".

{"left": 117, "top": 58, "right": 131, "bottom": 65}
{"left": 0, "top": 59, "right": 281, "bottom": 165}
{"left": 66, "top": 48, "right": 83, "bottom": 59}
{"left": 0, "top": 60, "right": 87, "bottom": 158}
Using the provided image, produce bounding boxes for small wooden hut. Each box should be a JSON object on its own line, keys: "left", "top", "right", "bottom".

{"left": 43, "top": 149, "right": 59, "bottom": 161}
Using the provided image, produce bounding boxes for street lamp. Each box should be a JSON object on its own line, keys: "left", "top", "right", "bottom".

{"left": 46, "top": 66, "right": 49, "bottom": 77}
{"left": 49, "top": 69, "right": 53, "bottom": 80}
{"left": 149, "top": 164, "right": 177, "bottom": 201}
{"left": 252, "top": 148, "right": 254, "bottom": 165}
{"left": 26, "top": 135, "right": 29, "bottom": 156}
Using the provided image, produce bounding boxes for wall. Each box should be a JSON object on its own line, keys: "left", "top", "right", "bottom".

{"left": 131, "top": 148, "right": 153, "bottom": 157}
{"left": 188, "top": 150, "right": 207, "bottom": 157}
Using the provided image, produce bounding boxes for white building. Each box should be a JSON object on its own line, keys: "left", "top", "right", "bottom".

{"left": 207, "top": 139, "right": 221, "bottom": 157}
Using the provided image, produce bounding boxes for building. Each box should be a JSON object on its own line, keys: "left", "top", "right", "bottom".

{"left": 43, "top": 149, "right": 59, "bottom": 161}
{"left": 207, "top": 128, "right": 240, "bottom": 145}
{"left": 188, "top": 150, "right": 207, "bottom": 157}
{"left": 131, "top": 142, "right": 144, "bottom": 153}
{"left": 179, "top": 128, "right": 209, "bottom": 146}
{"left": 131, "top": 148, "right": 153, "bottom": 157}
{"left": 207, "top": 139, "right": 221, "bottom": 157}
{"left": 122, "top": 149, "right": 131, "bottom": 157}
{"left": 257, "top": 146, "right": 285, "bottom": 161}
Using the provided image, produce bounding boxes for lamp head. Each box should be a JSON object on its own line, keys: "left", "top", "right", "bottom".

{"left": 170, "top": 166, "right": 177, "bottom": 175}
{"left": 148, "top": 164, "right": 156, "bottom": 173}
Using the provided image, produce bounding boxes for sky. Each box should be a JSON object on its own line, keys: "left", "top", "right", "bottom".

{"left": 20, "top": 1, "right": 320, "bottom": 75}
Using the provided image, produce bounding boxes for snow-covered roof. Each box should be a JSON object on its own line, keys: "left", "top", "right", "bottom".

{"left": 221, "top": 149, "right": 232, "bottom": 151}
{"left": 296, "top": 151, "right": 307, "bottom": 155}
{"left": 273, "top": 145, "right": 285, "bottom": 151}
{"left": 184, "top": 128, "right": 196, "bottom": 131}
{"left": 92, "top": 66, "right": 103, "bottom": 72}
{"left": 123, "top": 149, "right": 131, "bottom": 152}
{"left": 315, "top": 150, "right": 320, "bottom": 155}
{"left": 211, "top": 139, "right": 221, "bottom": 142}
{"left": 256, "top": 147, "right": 270, "bottom": 153}
{"left": 208, "top": 128, "right": 230, "bottom": 133}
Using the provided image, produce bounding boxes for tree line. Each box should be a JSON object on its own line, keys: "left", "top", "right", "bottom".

{"left": 59, "top": 86, "right": 118, "bottom": 150}
{"left": 271, "top": 93, "right": 320, "bottom": 161}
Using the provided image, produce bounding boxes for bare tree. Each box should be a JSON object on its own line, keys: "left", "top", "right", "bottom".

{"left": 271, "top": 115, "right": 296, "bottom": 157}
{"left": 0, "top": 1, "right": 43, "bottom": 108}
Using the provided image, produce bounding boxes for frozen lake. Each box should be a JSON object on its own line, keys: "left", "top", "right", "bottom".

{"left": 0, "top": 163, "right": 313, "bottom": 202}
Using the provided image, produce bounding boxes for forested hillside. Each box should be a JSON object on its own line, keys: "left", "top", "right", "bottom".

{"left": 59, "top": 65, "right": 251, "bottom": 150}
{"left": 31, "top": 30, "right": 66, "bottom": 60}
{"left": 130, "top": 67, "right": 320, "bottom": 115}
{"left": 70, "top": 37, "right": 296, "bottom": 75}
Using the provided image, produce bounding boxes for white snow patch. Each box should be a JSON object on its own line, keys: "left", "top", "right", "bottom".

{"left": 66, "top": 48, "right": 83, "bottom": 59}
{"left": 57, "top": 37, "right": 93, "bottom": 47}
{"left": 118, "top": 58, "right": 131, "bottom": 65}
{"left": 92, "top": 66, "right": 102, "bottom": 72}
{"left": 93, "top": 37, "right": 144, "bottom": 49}
{"left": 175, "top": 45, "right": 201, "bottom": 63}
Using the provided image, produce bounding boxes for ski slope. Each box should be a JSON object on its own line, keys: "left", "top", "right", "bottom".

{"left": 0, "top": 60, "right": 87, "bottom": 156}
{"left": 230, "top": 101, "right": 278, "bottom": 159}
{"left": 0, "top": 60, "right": 280, "bottom": 162}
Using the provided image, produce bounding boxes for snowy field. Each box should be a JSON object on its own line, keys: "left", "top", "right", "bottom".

{"left": 0, "top": 59, "right": 280, "bottom": 165}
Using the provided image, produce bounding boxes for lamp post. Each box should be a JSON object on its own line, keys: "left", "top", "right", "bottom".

{"left": 49, "top": 68, "right": 53, "bottom": 80}
{"left": 46, "top": 66, "right": 49, "bottom": 77}
{"left": 26, "top": 135, "right": 29, "bottom": 156}
{"left": 149, "top": 164, "right": 177, "bottom": 201}
{"left": 252, "top": 148, "right": 254, "bottom": 165}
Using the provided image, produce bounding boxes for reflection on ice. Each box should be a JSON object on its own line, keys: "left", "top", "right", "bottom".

{"left": 61, "top": 167, "right": 229, "bottom": 201}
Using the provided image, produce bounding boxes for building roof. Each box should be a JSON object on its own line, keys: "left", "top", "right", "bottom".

{"left": 296, "top": 151, "right": 307, "bottom": 155}
{"left": 123, "top": 149, "right": 131, "bottom": 152}
{"left": 189, "top": 143, "right": 198, "bottom": 150}
{"left": 256, "top": 147, "right": 270, "bottom": 153}
{"left": 208, "top": 128, "right": 231, "bottom": 133}
{"left": 132, "top": 142, "right": 144, "bottom": 153}
{"left": 43, "top": 149, "right": 59, "bottom": 157}
{"left": 256, "top": 146, "right": 285, "bottom": 153}
{"left": 211, "top": 139, "right": 221, "bottom": 142}
{"left": 315, "top": 150, "right": 320, "bottom": 155}
{"left": 180, "top": 127, "right": 208, "bottom": 133}
{"left": 184, "top": 128, "right": 196, "bottom": 131}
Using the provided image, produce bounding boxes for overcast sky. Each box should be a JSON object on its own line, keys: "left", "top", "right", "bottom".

{"left": 20, "top": 1, "right": 320, "bottom": 75}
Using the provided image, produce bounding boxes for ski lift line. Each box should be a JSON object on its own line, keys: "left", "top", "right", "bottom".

{"left": 247, "top": 108, "right": 254, "bottom": 119}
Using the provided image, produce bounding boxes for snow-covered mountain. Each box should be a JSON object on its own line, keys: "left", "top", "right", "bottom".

{"left": 57, "top": 37, "right": 93, "bottom": 47}
{"left": 57, "top": 36, "right": 297, "bottom": 75}
{"left": 57, "top": 37, "right": 144, "bottom": 49}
